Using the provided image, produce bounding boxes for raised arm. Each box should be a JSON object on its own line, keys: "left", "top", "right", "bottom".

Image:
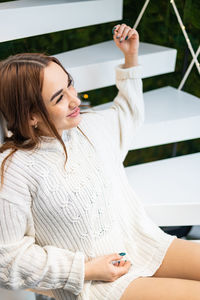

{"left": 106, "top": 24, "right": 144, "bottom": 162}
{"left": 80, "top": 25, "right": 144, "bottom": 163}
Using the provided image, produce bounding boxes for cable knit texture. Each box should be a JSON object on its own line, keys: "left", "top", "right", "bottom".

{"left": 0, "top": 64, "right": 177, "bottom": 300}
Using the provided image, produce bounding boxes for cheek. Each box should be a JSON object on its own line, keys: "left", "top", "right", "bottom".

{"left": 49, "top": 107, "right": 66, "bottom": 121}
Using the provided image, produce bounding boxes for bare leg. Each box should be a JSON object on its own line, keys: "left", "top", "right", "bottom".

{"left": 153, "top": 238, "right": 200, "bottom": 280}
{"left": 120, "top": 277, "right": 200, "bottom": 300}
{"left": 120, "top": 238, "right": 200, "bottom": 300}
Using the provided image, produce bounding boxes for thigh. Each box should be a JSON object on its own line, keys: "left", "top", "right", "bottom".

{"left": 120, "top": 277, "right": 200, "bottom": 300}
{"left": 153, "top": 238, "right": 200, "bottom": 281}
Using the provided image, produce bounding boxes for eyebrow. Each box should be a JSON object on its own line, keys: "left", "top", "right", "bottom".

{"left": 50, "top": 88, "right": 63, "bottom": 102}
{"left": 49, "top": 74, "right": 70, "bottom": 102}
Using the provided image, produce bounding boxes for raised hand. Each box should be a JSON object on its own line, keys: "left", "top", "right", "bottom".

{"left": 112, "top": 23, "right": 139, "bottom": 56}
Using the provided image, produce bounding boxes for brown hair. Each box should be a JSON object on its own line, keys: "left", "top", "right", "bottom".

{"left": 0, "top": 52, "right": 93, "bottom": 189}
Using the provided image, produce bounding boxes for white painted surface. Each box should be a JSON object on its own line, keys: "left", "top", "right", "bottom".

{"left": 94, "top": 86, "right": 200, "bottom": 148}
{"left": 125, "top": 152, "right": 200, "bottom": 226}
{"left": 0, "top": 288, "right": 36, "bottom": 300}
{"left": 54, "top": 41, "right": 177, "bottom": 92}
{"left": 0, "top": 0, "right": 122, "bottom": 42}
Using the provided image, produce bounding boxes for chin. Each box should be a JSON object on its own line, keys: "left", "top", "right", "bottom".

{"left": 65, "top": 116, "right": 81, "bottom": 130}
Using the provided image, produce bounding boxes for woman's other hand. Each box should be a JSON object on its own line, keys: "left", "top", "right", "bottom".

{"left": 112, "top": 24, "right": 139, "bottom": 56}
{"left": 84, "top": 253, "right": 131, "bottom": 282}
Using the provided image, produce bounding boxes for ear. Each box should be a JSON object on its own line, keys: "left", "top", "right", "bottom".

{"left": 29, "top": 114, "right": 39, "bottom": 127}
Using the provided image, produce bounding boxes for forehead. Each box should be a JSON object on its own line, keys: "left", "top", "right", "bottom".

{"left": 42, "top": 61, "right": 68, "bottom": 102}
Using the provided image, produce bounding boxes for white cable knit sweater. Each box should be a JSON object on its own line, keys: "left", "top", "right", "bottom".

{"left": 0, "top": 64, "right": 177, "bottom": 300}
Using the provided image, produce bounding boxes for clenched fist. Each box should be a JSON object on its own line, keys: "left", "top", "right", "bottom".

{"left": 112, "top": 23, "right": 139, "bottom": 56}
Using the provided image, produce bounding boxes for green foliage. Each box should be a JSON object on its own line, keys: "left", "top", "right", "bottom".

{"left": 0, "top": 0, "right": 199, "bottom": 164}
{"left": 135, "top": 0, "right": 200, "bottom": 98}
{"left": 124, "top": 138, "right": 200, "bottom": 167}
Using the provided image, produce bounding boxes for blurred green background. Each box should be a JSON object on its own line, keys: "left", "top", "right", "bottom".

{"left": 0, "top": 0, "right": 199, "bottom": 167}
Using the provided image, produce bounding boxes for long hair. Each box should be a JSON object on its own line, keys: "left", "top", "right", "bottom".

{"left": 0, "top": 52, "right": 93, "bottom": 189}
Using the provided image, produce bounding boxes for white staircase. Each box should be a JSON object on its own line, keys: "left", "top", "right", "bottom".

{"left": 94, "top": 86, "right": 200, "bottom": 149}
{"left": 0, "top": 0, "right": 200, "bottom": 299}
{"left": 0, "top": 0, "right": 123, "bottom": 42}
{"left": 54, "top": 41, "right": 177, "bottom": 92}
{"left": 125, "top": 152, "right": 200, "bottom": 226}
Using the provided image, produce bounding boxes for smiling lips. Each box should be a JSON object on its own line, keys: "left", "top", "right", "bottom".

{"left": 67, "top": 107, "right": 80, "bottom": 117}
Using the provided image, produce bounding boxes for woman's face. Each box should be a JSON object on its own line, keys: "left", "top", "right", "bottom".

{"left": 40, "top": 61, "right": 81, "bottom": 136}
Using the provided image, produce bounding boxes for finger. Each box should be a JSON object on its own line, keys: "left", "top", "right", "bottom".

{"left": 120, "top": 261, "right": 132, "bottom": 274}
{"left": 115, "top": 261, "right": 124, "bottom": 267}
{"left": 114, "top": 261, "right": 131, "bottom": 279}
{"left": 112, "top": 24, "right": 120, "bottom": 35}
{"left": 120, "top": 260, "right": 126, "bottom": 266}
{"left": 117, "top": 260, "right": 122, "bottom": 266}
{"left": 112, "top": 259, "right": 127, "bottom": 267}
{"left": 125, "top": 28, "right": 139, "bottom": 40}
{"left": 119, "top": 26, "right": 132, "bottom": 43}
{"left": 114, "top": 23, "right": 126, "bottom": 39}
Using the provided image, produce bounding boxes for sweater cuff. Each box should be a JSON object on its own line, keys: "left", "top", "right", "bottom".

{"left": 63, "top": 251, "right": 85, "bottom": 296}
{"left": 115, "top": 64, "right": 142, "bottom": 80}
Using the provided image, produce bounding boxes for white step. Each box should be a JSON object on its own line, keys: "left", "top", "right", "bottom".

{"left": 0, "top": 0, "right": 123, "bottom": 42}
{"left": 94, "top": 86, "right": 200, "bottom": 149}
{"left": 0, "top": 288, "right": 36, "bottom": 300}
{"left": 125, "top": 152, "right": 200, "bottom": 227}
{"left": 55, "top": 41, "right": 177, "bottom": 92}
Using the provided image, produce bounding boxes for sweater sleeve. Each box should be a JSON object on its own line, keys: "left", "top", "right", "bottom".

{"left": 94, "top": 64, "right": 144, "bottom": 162}
{"left": 0, "top": 160, "right": 85, "bottom": 295}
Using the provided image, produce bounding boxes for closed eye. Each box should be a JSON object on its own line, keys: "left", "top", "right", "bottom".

{"left": 56, "top": 79, "right": 73, "bottom": 104}
{"left": 56, "top": 95, "right": 63, "bottom": 104}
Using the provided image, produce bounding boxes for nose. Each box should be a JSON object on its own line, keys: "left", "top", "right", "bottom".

{"left": 68, "top": 91, "right": 81, "bottom": 109}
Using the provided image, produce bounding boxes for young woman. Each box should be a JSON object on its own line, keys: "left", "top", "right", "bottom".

{"left": 0, "top": 24, "right": 200, "bottom": 300}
